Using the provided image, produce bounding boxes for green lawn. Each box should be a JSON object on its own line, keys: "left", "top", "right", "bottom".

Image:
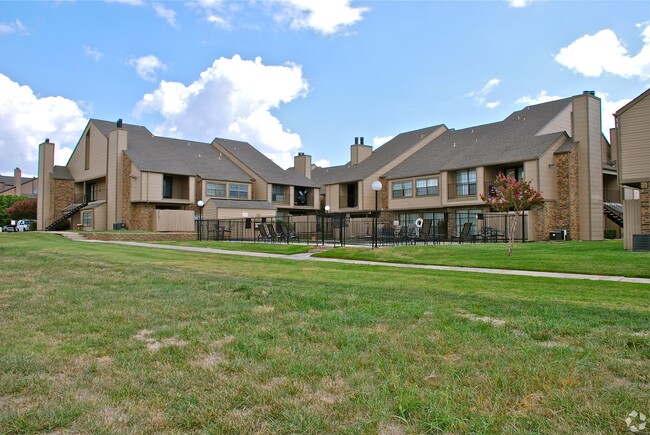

{"left": 154, "top": 240, "right": 313, "bottom": 255}
{"left": 1, "top": 233, "right": 648, "bottom": 433}
{"left": 315, "top": 240, "right": 650, "bottom": 278}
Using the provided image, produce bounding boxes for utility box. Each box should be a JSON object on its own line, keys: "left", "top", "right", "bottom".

{"left": 113, "top": 223, "right": 128, "bottom": 230}
{"left": 632, "top": 234, "right": 650, "bottom": 251}
{"left": 549, "top": 231, "right": 564, "bottom": 241}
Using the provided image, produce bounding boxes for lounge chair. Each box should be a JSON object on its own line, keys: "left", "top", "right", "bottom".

{"left": 278, "top": 222, "right": 299, "bottom": 243}
{"left": 459, "top": 222, "right": 476, "bottom": 244}
{"left": 257, "top": 223, "right": 272, "bottom": 242}
{"left": 266, "top": 223, "right": 279, "bottom": 242}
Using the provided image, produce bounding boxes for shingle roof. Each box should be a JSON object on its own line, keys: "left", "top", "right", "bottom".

{"left": 0, "top": 175, "right": 34, "bottom": 186}
{"left": 312, "top": 125, "right": 446, "bottom": 186}
{"left": 385, "top": 98, "right": 573, "bottom": 179}
{"left": 90, "top": 119, "right": 253, "bottom": 183}
{"left": 209, "top": 199, "right": 276, "bottom": 210}
{"left": 213, "top": 138, "right": 319, "bottom": 187}
{"left": 52, "top": 166, "right": 73, "bottom": 180}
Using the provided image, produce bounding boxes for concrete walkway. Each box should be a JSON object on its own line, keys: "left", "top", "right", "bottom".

{"left": 56, "top": 233, "right": 650, "bottom": 285}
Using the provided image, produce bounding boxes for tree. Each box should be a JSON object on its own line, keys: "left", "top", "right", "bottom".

{"left": 6, "top": 198, "right": 37, "bottom": 220}
{"left": 0, "top": 195, "right": 29, "bottom": 225}
{"left": 481, "top": 173, "right": 543, "bottom": 257}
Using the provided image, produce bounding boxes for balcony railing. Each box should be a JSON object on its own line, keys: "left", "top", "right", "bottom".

{"left": 447, "top": 182, "right": 477, "bottom": 199}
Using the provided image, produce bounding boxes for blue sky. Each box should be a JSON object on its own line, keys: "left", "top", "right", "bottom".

{"left": 1, "top": 0, "right": 649, "bottom": 177}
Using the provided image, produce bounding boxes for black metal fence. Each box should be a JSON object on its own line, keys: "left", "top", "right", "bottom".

{"left": 195, "top": 211, "right": 529, "bottom": 246}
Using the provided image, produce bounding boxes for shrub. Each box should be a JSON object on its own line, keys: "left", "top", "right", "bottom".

{"left": 604, "top": 229, "right": 617, "bottom": 239}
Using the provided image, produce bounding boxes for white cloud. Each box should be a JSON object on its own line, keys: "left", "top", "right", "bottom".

{"left": 153, "top": 2, "right": 178, "bottom": 28}
{"left": 105, "top": 0, "right": 145, "bottom": 5}
{"left": 507, "top": 0, "right": 533, "bottom": 8}
{"left": 373, "top": 136, "right": 393, "bottom": 148}
{"left": 0, "top": 19, "right": 26, "bottom": 35}
{"left": 271, "top": 0, "right": 368, "bottom": 35}
{"left": 555, "top": 23, "right": 650, "bottom": 80}
{"left": 190, "top": 0, "right": 232, "bottom": 28}
{"left": 134, "top": 55, "right": 309, "bottom": 168}
{"left": 313, "top": 159, "right": 330, "bottom": 168}
{"left": 466, "top": 78, "right": 501, "bottom": 108}
{"left": 83, "top": 45, "right": 104, "bottom": 62}
{"left": 128, "top": 55, "right": 166, "bottom": 81}
{"left": 516, "top": 90, "right": 563, "bottom": 105}
{"left": 0, "top": 73, "right": 87, "bottom": 175}
{"left": 597, "top": 92, "right": 631, "bottom": 134}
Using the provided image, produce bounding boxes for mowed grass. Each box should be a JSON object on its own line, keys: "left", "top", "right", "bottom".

{"left": 315, "top": 239, "right": 650, "bottom": 278}
{"left": 154, "top": 240, "right": 312, "bottom": 255}
{"left": 0, "top": 233, "right": 648, "bottom": 433}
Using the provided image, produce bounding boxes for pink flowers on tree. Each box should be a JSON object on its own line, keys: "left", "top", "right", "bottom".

{"left": 481, "top": 173, "right": 544, "bottom": 256}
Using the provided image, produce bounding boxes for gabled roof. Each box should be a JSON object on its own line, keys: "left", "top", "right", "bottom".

{"left": 213, "top": 138, "right": 319, "bottom": 187}
{"left": 614, "top": 87, "right": 650, "bottom": 117}
{"left": 0, "top": 174, "right": 34, "bottom": 186}
{"left": 385, "top": 98, "right": 573, "bottom": 179}
{"left": 89, "top": 120, "right": 252, "bottom": 183}
{"left": 312, "top": 125, "right": 446, "bottom": 186}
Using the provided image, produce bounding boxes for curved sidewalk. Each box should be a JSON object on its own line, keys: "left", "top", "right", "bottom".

{"left": 69, "top": 236, "right": 650, "bottom": 285}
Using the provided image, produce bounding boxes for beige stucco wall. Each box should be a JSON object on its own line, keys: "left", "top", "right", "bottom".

{"left": 67, "top": 123, "right": 109, "bottom": 182}
{"left": 617, "top": 93, "right": 650, "bottom": 184}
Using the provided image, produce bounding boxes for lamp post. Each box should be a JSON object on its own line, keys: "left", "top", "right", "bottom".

{"left": 196, "top": 200, "right": 204, "bottom": 241}
{"left": 322, "top": 205, "right": 330, "bottom": 246}
{"left": 371, "top": 180, "right": 382, "bottom": 248}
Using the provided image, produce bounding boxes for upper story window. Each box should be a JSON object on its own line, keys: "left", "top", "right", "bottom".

{"left": 392, "top": 181, "right": 413, "bottom": 198}
{"left": 84, "top": 131, "right": 90, "bottom": 170}
{"left": 229, "top": 183, "right": 248, "bottom": 199}
{"left": 455, "top": 169, "right": 477, "bottom": 196}
{"left": 206, "top": 182, "right": 226, "bottom": 197}
{"left": 272, "top": 185, "right": 285, "bottom": 203}
{"left": 416, "top": 178, "right": 439, "bottom": 196}
{"left": 163, "top": 175, "right": 173, "bottom": 198}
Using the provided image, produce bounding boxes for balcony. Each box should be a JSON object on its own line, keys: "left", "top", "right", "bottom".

{"left": 447, "top": 182, "right": 477, "bottom": 199}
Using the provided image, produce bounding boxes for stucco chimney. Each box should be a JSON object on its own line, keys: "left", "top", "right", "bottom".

{"left": 294, "top": 152, "right": 312, "bottom": 179}
{"left": 37, "top": 139, "right": 55, "bottom": 230}
{"left": 14, "top": 167, "right": 21, "bottom": 197}
{"left": 350, "top": 138, "right": 372, "bottom": 165}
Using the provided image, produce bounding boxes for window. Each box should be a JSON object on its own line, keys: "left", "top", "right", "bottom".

{"left": 392, "top": 181, "right": 413, "bottom": 198}
{"left": 416, "top": 178, "right": 439, "bottom": 196}
{"left": 206, "top": 182, "right": 226, "bottom": 197}
{"left": 295, "top": 187, "right": 309, "bottom": 206}
{"left": 163, "top": 175, "right": 173, "bottom": 198}
{"left": 82, "top": 211, "right": 92, "bottom": 227}
{"left": 272, "top": 185, "right": 285, "bottom": 203}
{"left": 455, "top": 209, "right": 481, "bottom": 237}
{"left": 84, "top": 131, "right": 90, "bottom": 170}
{"left": 455, "top": 169, "right": 477, "bottom": 196}
{"left": 86, "top": 183, "right": 96, "bottom": 202}
{"left": 505, "top": 166, "right": 525, "bottom": 181}
{"left": 229, "top": 184, "right": 248, "bottom": 199}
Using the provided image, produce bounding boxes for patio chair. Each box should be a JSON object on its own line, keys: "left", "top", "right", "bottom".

{"left": 416, "top": 219, "right": 435, "bottom": 245}
{"left": 278, "top": 222, "right": 299, "bottom": 243}
{"left": 459, "top": 222, "right": 476, "bottom": 244}
{"left": 266, "top": 223, "right": 279, "bottom": 242}
{"left": 257, "top": 223, "right": 272, "bottom": 242}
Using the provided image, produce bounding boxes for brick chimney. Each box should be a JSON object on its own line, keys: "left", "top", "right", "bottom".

{"left": 14, "top": 167, "right": 22, "bottom": 197}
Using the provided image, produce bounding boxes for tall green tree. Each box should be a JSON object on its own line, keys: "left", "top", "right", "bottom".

{"left": 481, "top": 173, "right": 543, "bottom": 257}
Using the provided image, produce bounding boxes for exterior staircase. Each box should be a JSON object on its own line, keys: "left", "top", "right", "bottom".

{"left": 603, "top": 202, "right": 624, "bottom": 228}
{"left": 45, "top": 195, "right": 88, "bottom": 231}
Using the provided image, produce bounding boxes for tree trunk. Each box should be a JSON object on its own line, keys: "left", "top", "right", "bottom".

{"left": 507, "top": 212, "right": 520, "bottom": 257}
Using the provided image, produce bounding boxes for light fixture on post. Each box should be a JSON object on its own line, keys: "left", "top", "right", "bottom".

{"left": 196, "top": 200, "right": 205, "bottom": 241}
{"left": 322, "top": 205, "right": 330, "bottom": 246}
{"left": 371, "top": 180, "right": 382, "bottom": 248}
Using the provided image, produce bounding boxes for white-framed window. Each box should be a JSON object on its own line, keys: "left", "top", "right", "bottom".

{"left": 455, "top": 169, "right": 477, "bottom": 196}
{"left": 272, "top": 185, "right": 285, "bottom": 202}
{"left": 229, "top": 184, "right": 248, "bottom": 199}
{"left": 82, "top": 211, "right": 92, "bottom": 227}
{"left": 392, "top": 181, "right": 413, "bottom": 198}
{"left": 206, "top": 182, "right": 226, "bottom": 197}
{"left": 416, "top": 178, "right": 439, "bottom": 196}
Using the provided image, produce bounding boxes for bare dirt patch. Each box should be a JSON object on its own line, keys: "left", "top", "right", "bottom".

{"left": 252, "top": 305, "right": 275, "bottom": 315}
{"left": 134, "top": 329, "right": 188, "bottom": 352}
{"left": 456, "top": 310, "right": 506, "bottom": 328}
{"left": 378, "top": 420, "right": 407, "bottom": 435}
